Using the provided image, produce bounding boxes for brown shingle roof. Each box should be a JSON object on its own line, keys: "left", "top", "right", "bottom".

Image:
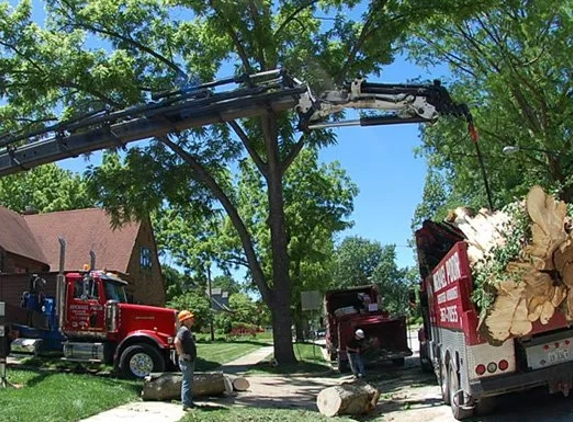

{"left": 0, "top": 206, "right": 47, "bottom": 264}
{"left": 23, "top": 208, "right": 141, "bottom": 273}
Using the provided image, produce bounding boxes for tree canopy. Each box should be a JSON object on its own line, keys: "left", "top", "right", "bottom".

{"left": 409, "top": 0, "right": 573, "bottom": 225}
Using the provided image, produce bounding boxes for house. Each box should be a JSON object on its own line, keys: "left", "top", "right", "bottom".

{"left": 0, "top": 207, "right": 165, "bottom": 306}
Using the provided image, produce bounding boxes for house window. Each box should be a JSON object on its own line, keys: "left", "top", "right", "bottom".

{"left": 140, "top": 247, "right": 152, "bottom": 270}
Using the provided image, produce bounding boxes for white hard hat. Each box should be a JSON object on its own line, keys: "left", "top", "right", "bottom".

{"left": 355, "top": 329, "right": 365, "bottom": 339}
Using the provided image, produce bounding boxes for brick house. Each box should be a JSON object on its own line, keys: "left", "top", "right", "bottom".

{"left": 0, "top": 207, "right": 165, "bottom": 306}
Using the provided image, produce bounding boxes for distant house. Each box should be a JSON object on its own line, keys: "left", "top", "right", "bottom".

{"left": 0, "top": 207, "right": 165, "bottom": 306}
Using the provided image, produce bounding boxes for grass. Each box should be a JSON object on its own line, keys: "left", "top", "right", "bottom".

{"left": 180, "top": 407, "right": 355, "bottom": 422}
{"left": 0, "top": 368, "right": 140, "bottom": 422}
{"left": 246, "top": 342, "right": 331, "bottom": 376}
{"left": 196, "top": 338, "right": 271, "bottom": 371}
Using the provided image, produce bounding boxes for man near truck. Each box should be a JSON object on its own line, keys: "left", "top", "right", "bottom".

{"left": 346, "top": 329, "right": 366, "bottom": 378}
{"left": 175, "top": 310, "right": 197, "bottom": 411}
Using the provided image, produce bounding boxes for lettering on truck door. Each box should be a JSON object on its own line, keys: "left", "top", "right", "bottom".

{"left": 431, "top": 246, "right": 466, "bottom": 332}
{"left": 67, "top": 277, "right": 105, "bottom": 332}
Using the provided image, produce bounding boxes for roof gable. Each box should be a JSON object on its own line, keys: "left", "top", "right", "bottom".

{"left": 0, "top": 206, "right": 47, "bottom": 264}
{"left": 23, "top": 208, "right": 141, "bottom": 273}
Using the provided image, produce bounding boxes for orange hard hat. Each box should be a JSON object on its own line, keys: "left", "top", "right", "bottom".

{"left": 178, "top": 310, "right": 195, "bottom": 323}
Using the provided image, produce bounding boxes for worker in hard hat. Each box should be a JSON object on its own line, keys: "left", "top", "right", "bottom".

{"left": 175, "top": 310, "right": 197, "bottom": 410}
{"left": 346, "top": 328, "right": 366, "bottom": 378}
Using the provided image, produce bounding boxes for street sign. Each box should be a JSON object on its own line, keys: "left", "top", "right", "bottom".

{"left": 301, "top": 291, "right": 321, "bottom": 311}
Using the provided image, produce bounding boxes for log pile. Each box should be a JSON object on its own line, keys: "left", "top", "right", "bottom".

{"left": 316, "top": 381, "right": 380, "bottom": 417}
{"left": 141, "top": 371, "right": 250, "bottom": 401}
{"left": 446, "top": 185, "right": 573, "bottom": 343}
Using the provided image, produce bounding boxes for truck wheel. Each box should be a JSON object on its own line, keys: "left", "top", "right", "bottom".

{"left": 392, "top": 358, "right": 405, "bottom": 367}
{"left": 120, "top": 344, "right": 165, "bottom": 379}
{"left": 440, "top": 360, "right": 451, "bottom": 405}
{"left": 448, "top": 365, "right": 474, "bottom": 420}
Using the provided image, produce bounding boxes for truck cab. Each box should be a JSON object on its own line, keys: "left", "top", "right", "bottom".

{"left": 10, "top": 270, "right": 178, "bottom": 379}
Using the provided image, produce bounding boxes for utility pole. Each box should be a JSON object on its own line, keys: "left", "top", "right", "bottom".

{"left": 207, "top": 263, "right": 215, "bottom": 342}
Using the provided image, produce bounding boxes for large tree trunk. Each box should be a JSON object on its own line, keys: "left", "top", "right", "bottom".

{"left": 264, "top": 115, "right": 297, "bottom": 365}
{"left": 316, "top": 381, "right": 380, "bottom": 417}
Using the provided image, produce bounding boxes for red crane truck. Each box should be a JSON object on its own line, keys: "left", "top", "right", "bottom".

{"left": 324, "top": 285, "right": 412, "bottom": 372}
{"left": 6, "top": 240, "right": 178, "bottom": 379}
{"left": 416, "top": 220, "right": 573, "bottom": 420}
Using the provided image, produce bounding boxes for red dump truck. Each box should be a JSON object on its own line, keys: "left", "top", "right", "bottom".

{"left": 2, "top": 241, "right": 178, "bottom": 379}
{"left": 324, "top": 285, "right": 412, "bottom": 372}
{"left": 416, "top": 220, "right": 573, "bottom": 420}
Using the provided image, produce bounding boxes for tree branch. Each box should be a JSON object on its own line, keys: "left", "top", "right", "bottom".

{"left": 208, "top": 0, "right": 253, "bottom": 73}
{"left": 158, "top": 135, "right": 271, "bottom": 302}
{"left": 227, "top": 120, "right": 268, "bottom": 176}
{"left": 274, "top": 0, "right": 321, "bottom": 38}
{"left": 280, "top": 133, "right": 306, "bottom": 176}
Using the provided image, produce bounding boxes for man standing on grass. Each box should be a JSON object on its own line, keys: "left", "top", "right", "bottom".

{"left": 346, "top": 328, "right": 366, "bottom": 379}
{"left": 175, "top": 310, "right": 197, "bottom": 411}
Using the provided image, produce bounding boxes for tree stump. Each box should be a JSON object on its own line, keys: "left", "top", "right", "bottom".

{"left": 316, "top": 381, "right": 380, "bottom": 417}
{"left": 142, "top": 371, "right": 227, "bottom": 401}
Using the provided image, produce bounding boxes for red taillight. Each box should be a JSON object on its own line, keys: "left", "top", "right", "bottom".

{"left": 499, "top": 359, "right": 509, "bottom": 371}
{"left": 543, "top": 344, "right": 550, "bottom": 350}
{"left": 475, "top": 364, "right": 486, "bottom": 375}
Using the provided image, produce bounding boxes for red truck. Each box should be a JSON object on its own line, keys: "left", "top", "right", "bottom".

{"left": 5, "top": 242, "right": 178, "bottom": 379}
{"left": 324, "top": 285, "right": 412, "bottom": 372}
{"left": 416, "top": 220, "right": 573, "bottom": 420}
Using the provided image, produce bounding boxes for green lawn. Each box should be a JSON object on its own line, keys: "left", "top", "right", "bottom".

{"left": 0, "top": 369, "right": 140, "bottom": 422}
{"left": 181, "top": 407, "right": 354, "bottom": 422}
{"left": 196, "top": 339, "right": 271, "bottom": 371}
{"left": 246, "top": 342, "right": 331, "bottom": 376}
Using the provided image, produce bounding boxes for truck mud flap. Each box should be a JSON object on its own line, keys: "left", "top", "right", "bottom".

{"left": 470, "top": 361, "right": 573, "bottom": 398}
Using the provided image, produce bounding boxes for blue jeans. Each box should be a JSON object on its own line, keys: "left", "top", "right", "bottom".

{"left": 179, "top": 359, "right": 195, "bottom": 407}
{"left": 347, "top": 352, "right": 365, "bottom": 377}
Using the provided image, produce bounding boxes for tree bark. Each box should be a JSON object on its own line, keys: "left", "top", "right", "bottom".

{"left": 263, "top": 114, "right": 297, "bottom": 364}
{"left": 141, "top": 371, "right": 227, "bottom": 401}
{"left": 316, "top": 381, "right": 380, "bottom": 417}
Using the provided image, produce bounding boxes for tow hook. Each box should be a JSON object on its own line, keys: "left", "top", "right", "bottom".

{"left": 453, "top": 388, "right": 475, "bottom": 410}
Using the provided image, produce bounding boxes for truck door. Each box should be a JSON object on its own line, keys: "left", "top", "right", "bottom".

{"left": 65, "top": 275, "right": 105, "bottom": 333}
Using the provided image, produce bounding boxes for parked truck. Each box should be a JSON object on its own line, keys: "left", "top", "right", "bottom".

{"left": 416, "top": 220, "right": 573, "bottom": 420}
{"left": 324, "top": 285, "right": 412, "bottom": 372}
{"left": 4, "top": 240, "right": 178, "bottom": 379}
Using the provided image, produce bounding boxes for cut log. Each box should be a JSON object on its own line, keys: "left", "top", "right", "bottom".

{"left": 229, "top": 375, "right": 250, "bottom": 391}
{"left": 142, "top": 371, "right": 227, "bottom": 401}
{"left": 316, "top": 381, "right": 380, "bottom": 417}
{"left": 447, "top": 185, "right": 573, "bottom": 343}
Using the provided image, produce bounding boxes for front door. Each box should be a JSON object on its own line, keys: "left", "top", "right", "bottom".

{"left": 65, "top": 275, "right": 105, "bottom": 334}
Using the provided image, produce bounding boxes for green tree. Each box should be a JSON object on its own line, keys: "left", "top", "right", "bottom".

{"left": 332, "top": 236, "right": 384, "bottom": 288}
{"left": 1, "top": 0, "right": 492, "bottom": 364}
{"left": 0, "top": 164, "right": 93, "bottom": 213}
{"left": 408, "top": 0, "right": 573, "bottom": 219}
{"left": 333, "top": 236, "right": 412, "bottom": 314}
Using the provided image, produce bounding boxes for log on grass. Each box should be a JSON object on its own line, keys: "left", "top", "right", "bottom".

{"left": 316, "top": 382, "right": 380, "bottom": 417}
{"left": 445, "top": 185, "right": 573, "bottom": 343}
{"left": 227, "top": 374, "right": 250, "bottom": 391}
{"left": 142, "top": 371, "right": 227, "bottom": 401}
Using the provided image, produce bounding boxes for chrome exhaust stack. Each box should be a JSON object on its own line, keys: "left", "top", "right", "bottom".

{"left": 56, "top": 238, "right": 66, "bottom": 333}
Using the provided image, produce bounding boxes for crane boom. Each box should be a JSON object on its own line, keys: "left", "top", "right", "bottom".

{"left": 0, "top": 69, "right": 474, "bottom": 177}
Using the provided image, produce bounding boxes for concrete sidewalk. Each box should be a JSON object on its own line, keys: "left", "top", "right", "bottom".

{"left": 78, "top": 345, "right": 274, "bottom": 422}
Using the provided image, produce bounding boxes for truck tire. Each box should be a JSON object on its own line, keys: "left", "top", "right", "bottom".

{"left": 440, "top": 360, "right": 451, "bottom": 405}
{"left": 120, "top": 344, "right": 166, "bottom": 379}
{"left": 448, "top": 365, "right": 474, "bottom": 420}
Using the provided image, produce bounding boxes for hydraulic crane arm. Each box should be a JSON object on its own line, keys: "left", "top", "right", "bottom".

{"left": 0, "top": 69, "right": 474, "bottom": 177}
